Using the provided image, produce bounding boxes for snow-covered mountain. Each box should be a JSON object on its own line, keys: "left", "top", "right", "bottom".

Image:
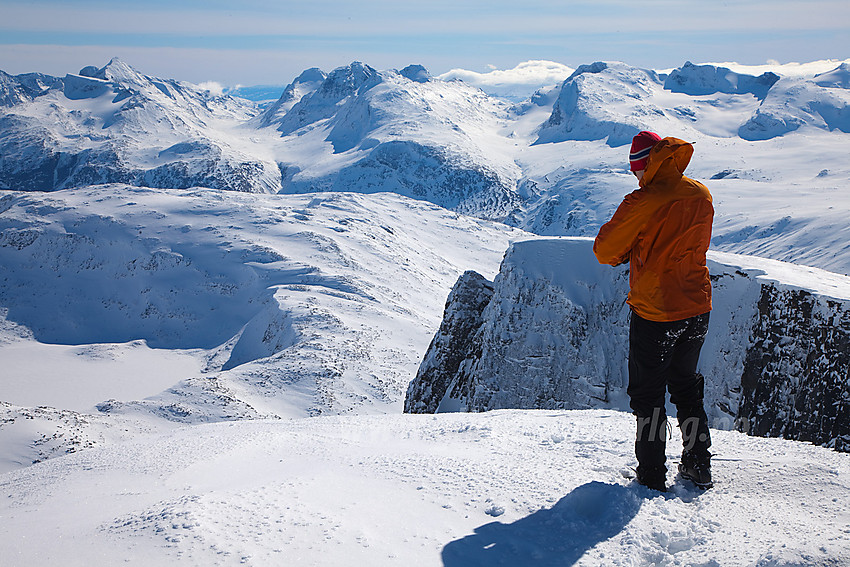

{"left": 0, "top": 58, "right": 278, "bottom": 193}
{"left": 0, "top": 69, "right": 63, "bottom": 107}
{"left": 3, "top": 57, "right": 850, "bottom": 270}
{"left": 265, "top": 61, "right": 523, "bottom": 219}
{"left": 739, "top": 63, "right": 850, "bottom": 139}
{"left": 405, "top": 238, "right": 850, "bottom": 452}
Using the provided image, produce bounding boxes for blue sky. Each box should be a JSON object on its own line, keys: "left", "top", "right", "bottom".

{"left": 1, "top": 0, "right": 848, "bottom": 86}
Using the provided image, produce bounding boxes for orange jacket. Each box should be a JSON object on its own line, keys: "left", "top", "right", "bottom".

{"left": 594, "top": 137, "right": 713, "bottom": 322}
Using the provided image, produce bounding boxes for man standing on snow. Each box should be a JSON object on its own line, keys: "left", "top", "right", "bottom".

{"left": 593, "top": 131, "right": 714, "bottom": 491}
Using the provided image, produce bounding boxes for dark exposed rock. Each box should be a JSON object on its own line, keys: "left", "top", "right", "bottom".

{"left": 739, "top": 285, "right": 850, "bottom": 451}
{"left": 404, "top": 271, "right": 494, "bottom": 413}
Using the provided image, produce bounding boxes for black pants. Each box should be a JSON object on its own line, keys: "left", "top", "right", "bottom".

{"left": 628, "top": 311, "right": 711, "bottom": 469}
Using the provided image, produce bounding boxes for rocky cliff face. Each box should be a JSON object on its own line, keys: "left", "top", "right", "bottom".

{"left": 405, "top": 238, "right": 850, "bottom": 452}
{"left": 404, "top": 271, "right": 494, "bottom": 413}
{"left": 405, "top": 238, "right": 632, "bottom": 414}
{"left": 740, "top": 285, "right": 850, "bottom": 451}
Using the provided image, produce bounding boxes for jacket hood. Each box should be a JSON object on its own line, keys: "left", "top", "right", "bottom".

{"left": 641, "top": 137, "right": 693, "bottom": 187}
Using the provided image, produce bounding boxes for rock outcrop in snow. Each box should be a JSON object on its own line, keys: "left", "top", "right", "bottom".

{"left": 740, "top": 284, "right": 850, "bottom": 450}
{"left": 405, "top": 238, "right": 850, "bottom": 452}
{"left": 404, "top": 271, "right": 494, "bottom": 413}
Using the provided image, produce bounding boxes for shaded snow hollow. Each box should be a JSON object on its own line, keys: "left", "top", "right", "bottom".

{"left": 1, "top": 410, "right": 848, "bottom": 566}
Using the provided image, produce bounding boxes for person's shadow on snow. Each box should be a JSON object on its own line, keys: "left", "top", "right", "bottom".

{"left": 441, "top": 481, "right": 642, "bottom": 566}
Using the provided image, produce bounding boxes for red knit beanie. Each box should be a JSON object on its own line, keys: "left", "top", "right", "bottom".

{"left": 629, "top": 131, "right": 662, "bottom": 171}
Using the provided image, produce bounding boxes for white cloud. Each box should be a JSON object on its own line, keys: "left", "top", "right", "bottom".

{"left": 197, "top": 81, "right": 225, "bottom": 96}
{"left": 438, "top": 60, "right": 574, "bottom": 100}
{"left": 703, "top": 59, "right": 850, "bottom": 78}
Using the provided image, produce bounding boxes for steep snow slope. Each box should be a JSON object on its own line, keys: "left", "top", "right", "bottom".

{"left": 1, "top": 410, "right": 848, "bottom": 566}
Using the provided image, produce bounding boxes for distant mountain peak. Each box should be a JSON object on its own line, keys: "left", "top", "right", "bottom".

{"left": 294, "top": 67, "right": 327, "bottom": 84}
{"left": 566, "top": 61, "right": 609, "bottom": 80}
{"left": 814, "top": 62, "right": 850, "bottom": 89}
{"left": 98, "top": 57, "right": 146, "bottom": 85}
{"left": 400, "top": 64, "right": 431, "bottom": 83}
{"left": 258, "top": 67, "right": 327, "bottom": 126}
{"left": 664, "top": 61, "right": 779, "bottom": 99}
{"left": 319, "top": 61, "right": 380, "bottom": 98}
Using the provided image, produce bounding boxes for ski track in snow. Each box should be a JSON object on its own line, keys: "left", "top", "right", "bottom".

{"left": 1, "top": 410, "right": 848, "bottom": 566}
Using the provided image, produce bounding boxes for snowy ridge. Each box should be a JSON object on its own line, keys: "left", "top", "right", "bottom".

{"left": 0, "top": 185, "right": 525, "bottom": 471}
{"left": 406, "top": 238, "right": 850, "bottom": 451}
{"left": 0, "top": 58, "right": 279, "bottom": 194}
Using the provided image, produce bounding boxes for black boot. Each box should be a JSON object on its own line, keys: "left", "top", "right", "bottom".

{"left": 679, "top": 451, "right": 713, "bottom": 489}
{"left": 635, "top": 464, "right": 668, "bottom": 492}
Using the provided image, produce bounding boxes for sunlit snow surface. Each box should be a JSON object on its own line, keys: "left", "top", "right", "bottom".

{"left": 2, "top": 410, "right": 848, "bottom": 566}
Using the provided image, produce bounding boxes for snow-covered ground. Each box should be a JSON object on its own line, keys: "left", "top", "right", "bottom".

{"left": 2, "top": 410, "right": 848, "bottom": 566}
